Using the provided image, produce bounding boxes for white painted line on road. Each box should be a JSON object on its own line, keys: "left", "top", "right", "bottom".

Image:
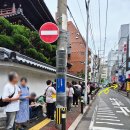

{"left": 89, "top": 106, "right": 98, "bottom": 130}
{"left": 97, "top": 113, "right": 115, "bottom": 115}
{"left": 97, "top": 115, "right": 118, "bottom": 118}
{"left": 96, "top": 121, "right": 124, "bottom": 126}
{"left": 96, "top": 118, "right": 120, "bottom": 122}
{"left": 92, "top": 126, "right": 126, "bottom": 130}
{"left": 98, "top": 111, "right": 113, "bottom": 114}
{"left": 98, "top": 108, "right": 111, "bottom": 110}
{"left": 41, "top": 30, "right": 58, "bottom": 35}
{"left": 98, "top": 109, "right": 113, "bottom": 111}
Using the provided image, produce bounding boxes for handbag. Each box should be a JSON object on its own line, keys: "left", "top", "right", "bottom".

{"left": 43, "top": 87, "right": 49, "bottom": 103}
{"left": 0, "top": 87, "right": 15, "bottom": 107}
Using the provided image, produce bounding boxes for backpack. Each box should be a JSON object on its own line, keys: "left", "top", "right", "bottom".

{"left": 0, "top": 88, "right": 15, "bottom": 107}
{"left": 74, "top": 86, "right": 81, "bottom": 96}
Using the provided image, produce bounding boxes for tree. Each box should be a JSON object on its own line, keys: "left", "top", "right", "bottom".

{"left": 13, "top": 34, "right": 30, "bottom": 54}
{"left": 0, "top": 17, "right": 57, "bottom": 66}
{"left": 26, "top": 48, "right": 38, "bottom": 59}
{"left": 37, "top": 52, "right": 48, "bottom": 63}
{"left": 0, "top": 35, "right": 14, "bottom": 49}
{"left": 12, "top": 25, "right": 31, "bottom": 39}
{"left": 0, "top": 17, "right": 13, "bottom": 35}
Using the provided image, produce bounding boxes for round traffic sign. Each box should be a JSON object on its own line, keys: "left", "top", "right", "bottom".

{"left": 39, "top": 22, "right": 59, "bottom": 44}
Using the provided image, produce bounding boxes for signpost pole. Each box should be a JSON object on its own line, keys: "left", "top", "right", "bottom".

{"left": 56, "top": 0, "right": 67, "bottom": 129}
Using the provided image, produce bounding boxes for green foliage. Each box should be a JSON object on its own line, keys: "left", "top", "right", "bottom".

{"left": 0, "top": 17, "right": 13, "bottom": 35}
{"left": 0, "top": 35, "right": 14, "bottom": 49}
{"left": 37, "top": 52, "right": 48, "bottom": 63}
{"left": 26, "top": 48, "right": 38, "bottom": 59}
{"left": 0, "top": 18, "right": 57, "bottom": 66}
{"left": 13, "top": 34, "right": 30, "bottom": 54}
{"left": 12, "top": 25, "right": 31, "bottom": 39}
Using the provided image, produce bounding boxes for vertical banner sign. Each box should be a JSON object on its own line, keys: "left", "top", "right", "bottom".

{"left": 127, "top": 81, "right": 130, "bottom": 91}
{"left": 57, "top": 78, "right": 65, "bottom": 93}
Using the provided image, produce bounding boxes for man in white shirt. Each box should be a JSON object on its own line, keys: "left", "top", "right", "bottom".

{"left": 2, "top": 72, "right": 20, "bottom": 130}
{"left": 45, "top": 80, "right": 56, "bottom": 121}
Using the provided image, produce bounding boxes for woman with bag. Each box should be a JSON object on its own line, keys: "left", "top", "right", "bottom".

{"left": 15, "top": 77, "right": 30, "bottom": 130}
{"left": 66, "top": 82, "right": 74, "bottom": 111}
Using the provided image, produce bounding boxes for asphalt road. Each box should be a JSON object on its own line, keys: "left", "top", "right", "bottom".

{"left": 76, "top": 90, "right": 130, "bottom": 130}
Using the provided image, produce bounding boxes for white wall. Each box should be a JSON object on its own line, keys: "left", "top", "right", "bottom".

{"left": 0, "top": 62, "right": 81, "bottom": 96}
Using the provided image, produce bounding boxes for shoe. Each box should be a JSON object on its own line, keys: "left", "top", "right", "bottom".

{"left": 76, "top": 105, "right": 78, "bottom": 107}
{"left": 51, "top": 119, "right": 55, "bottom": 121}
{"left": 71, "top": 105, "right": 75, "bottom": 107}
{"left": 22, "top": 124, "right": 27, "bottom": 128}
{"left": 43, "top": 113, "right": 47, "bottom": 117}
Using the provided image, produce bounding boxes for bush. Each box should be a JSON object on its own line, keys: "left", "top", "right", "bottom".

{"left": 12, "top": 25, "right": 31, "bottom": 39}
{"left": 0, "top": 17, "right": 57, "bottom": 66}
{"left": 37, "top": 52, "right": 48, "bottom": 63}
{"left": 0, "top": 35, "right": 14, "bottom": 49}
{"left": 26, "top": 48, "right": 38, "bottom": 59}
{"left": 13, "top": 34, "right": 30, "bottom": 53}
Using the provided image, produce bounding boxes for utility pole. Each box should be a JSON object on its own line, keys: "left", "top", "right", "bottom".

{"left": 98, "top": 50, "right": 101, "bottom": 84}
{"left": 56, "top": 0, "right": 67, "bottom": 129}
{"left": 85, "top": 0, "right": 90, "bottom": 105}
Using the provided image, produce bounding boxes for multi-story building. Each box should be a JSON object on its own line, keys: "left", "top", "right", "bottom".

{"left": 67, "top": 21, "right": 91, "bottom": 78}
{"left": 107, "top": 50, "right": 118, "bottom": 82}
{"left": 118, "top": 24, "right": 129, "bottom": 73}
{"left": 100, "top": 62, "right": 108, "bottom": 83}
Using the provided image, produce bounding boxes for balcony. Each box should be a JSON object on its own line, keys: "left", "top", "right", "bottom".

{"left": 88, "top": 56, "right": 91, "bottom": 64}
{"left": 0, "top": 3, "right": 16, "bottom": 16}
{"left": 88, "top": 48, "right": 91, "bottom": 56}
{"left": 88, "top": 65, "right": 91, "bottom": 72}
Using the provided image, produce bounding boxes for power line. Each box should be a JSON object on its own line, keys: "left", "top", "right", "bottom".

{"left": 89, "top": 18, "right": 97, "bottom": 54}
{"left": 76, "top": 0, "right": 86, "bottom": 29}
{"left": 98, "top": 0, "right": 102, "bottom": 51}
{"left": 103, "top": 0, "right": 109, "bottom": 57}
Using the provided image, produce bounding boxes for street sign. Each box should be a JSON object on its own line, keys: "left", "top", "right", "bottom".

{"left": 39, "top": 22, "right": 59, "bottom": 43}
{"left": 57, "top": 78, "right": 65, "bottom": 93}
{"left": 118, "top": 75, "right": 126, "bottom": 82}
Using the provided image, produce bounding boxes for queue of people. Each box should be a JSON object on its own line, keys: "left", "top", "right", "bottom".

{"left": 1, "top": 71, "right": 96, "bottom": 130}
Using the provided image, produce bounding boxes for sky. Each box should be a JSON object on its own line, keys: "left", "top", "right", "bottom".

{"left": 44, "top": 0, "right": 130, "bottom": 57}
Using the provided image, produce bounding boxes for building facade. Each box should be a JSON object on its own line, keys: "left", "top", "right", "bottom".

{"left": 107, "top": 50, "right": 118, "bottom": 82}
{"left": 67, "top": 21, "right": 91, "bottom": 78}
{"left": 0, "top": 0, "right": 55, "bottom": 30}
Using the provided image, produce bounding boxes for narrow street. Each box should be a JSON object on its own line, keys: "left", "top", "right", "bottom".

{"left": 76, "top": 90, "right": 130, "bottom": 130}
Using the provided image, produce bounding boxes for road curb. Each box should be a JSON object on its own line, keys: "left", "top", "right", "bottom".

{"left": 68, "top": 96, "right": 96, "bottom": 130}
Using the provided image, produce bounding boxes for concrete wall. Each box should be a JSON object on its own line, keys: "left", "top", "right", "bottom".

{"left": 0, "top": 61, "right": 81, "bottom": 97}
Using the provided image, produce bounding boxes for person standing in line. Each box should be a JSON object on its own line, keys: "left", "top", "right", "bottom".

{"left": 45, "top": 80, "right": 56, "bottom": 121}
{"left": 15, "top": 77, "right": 30, "bottom": 130}
{"left": 2, "top": 72, "right": 21, "bottom": 130}
{"left": 66, "top": 82, "right": 74, "bottom": 111}
{"left": 87, "top": 82, "right": 90, "bottom": 104}
{"left": 72, "top": 81, "right": 81, "bottom": 107}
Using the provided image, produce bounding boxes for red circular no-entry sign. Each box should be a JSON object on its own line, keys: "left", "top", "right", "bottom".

{"left": 39, "top": 22, "right": 59, "bottom": 44}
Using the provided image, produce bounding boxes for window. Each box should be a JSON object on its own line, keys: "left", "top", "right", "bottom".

{"left": 81, "top": 52, "right": 85, "bottom": 55}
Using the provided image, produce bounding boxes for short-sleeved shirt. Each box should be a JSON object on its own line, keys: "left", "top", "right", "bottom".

{"left": 46, "top": 86, "right": 56, "bottom": 103}
{"left": 2, "top": 82, "right": 20, "bottom": 112}
{"left": 66, "top": 87, "right": 74, "bottom": 97}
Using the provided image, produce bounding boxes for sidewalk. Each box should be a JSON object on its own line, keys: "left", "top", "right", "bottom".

{"left": 29, "top": 104, "right": 83, "bottom": 130}
{"left": 29, "top": 96, "right": 96, "bottom": 130}
{"left": 42, "top": 105, "right": 82, "bottom": 130}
